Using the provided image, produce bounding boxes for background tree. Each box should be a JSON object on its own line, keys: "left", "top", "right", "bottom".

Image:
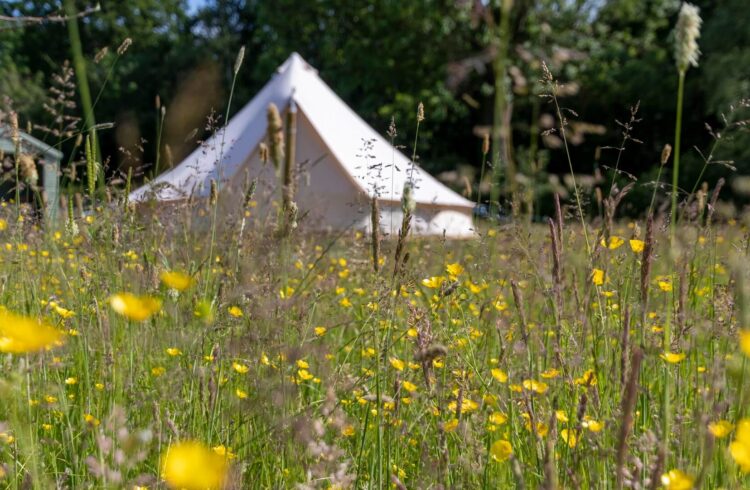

{"left": 1, "top": 0, "right": 748, "bottom": 214}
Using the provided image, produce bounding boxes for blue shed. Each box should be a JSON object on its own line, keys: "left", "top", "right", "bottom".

{"left": 0, "top": 127, "right": 62, "bottom": 220}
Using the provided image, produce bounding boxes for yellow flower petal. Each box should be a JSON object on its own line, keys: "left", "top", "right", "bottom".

{"left": 489, "top": 440, "right": 513, "bottom": 462}
{"left": 708, "top": 420, "right": 733, "bottom": 439}
{"left": 232, "top": 362, "right": 249, "bottom": 374}
{"left": 522, "top": 379, "right": 548, "bottom": 394}
{"left": 443, "top": 418, "right": 459, "bottom": 432}
{"left": 491, "top": 368, "right": 508, "bottom": 383}
{"left": 389, "top": 357, "right": 405, "bottom": 371}
{"left": 109, "top": 293, "right": 161, "bottom": 322}
{"left": 600, "top": 236, "right": 624, "bottom": 250}
{"left": 561, "top": 429, "right": 578, "bottom": 448}
{"left": 660, "top": 469, "right": 694, "bottom": 490}
{"left": 591, "top": 269, "right": 605, "bottom": 286}
{"left": 739, "top": 330, "right": 750, "bottom": 357}
{"left": 730, "top": 419, "right": 750, "bottom": 473}
{"left": 445, "top": 263, "right": 464, "bottom": 277}
{"left": 161, "top": 441, "right": 228, "bottom": 490}
{"left": 160, "top": 271, "right": 193, "bottom": 291}
{"left": 574, "top": 369, "right": 598, "bottom": 386}
{"left": 660, "top": 352, "right": 686, "bottom": 364}
{"left": 227, "top": 306, "right": 243, "bottom": 318}
{"left": 629, "top": 239, "right": 645, "bottom": 253}
{"left": 0, "top": 311, "right": 62, "bottom": 354}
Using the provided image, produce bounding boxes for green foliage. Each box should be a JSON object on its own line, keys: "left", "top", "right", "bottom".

{"left": 1, "top": 0, "right": 748, "bottom": 213}
{"left": 0, "top": 27, "right": 46, "bottom": 116}
{"left": 700, "top": 0, "right": 750, "bottom": 181}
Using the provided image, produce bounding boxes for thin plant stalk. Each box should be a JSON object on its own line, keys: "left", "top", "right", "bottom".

{"left": 670, "top": 71, "right": 686, "bottom": 241}
{"left": 63, "top": 0, "right": 98, "bottom": 161}
{"left": 544, "top": 64, "right": 591, "bottom": 255}
{"left": 205, "top": 47, "right": 244, "bottom": 295}
{"left": 153, "top": 105, "right": 166, "bottom": 179}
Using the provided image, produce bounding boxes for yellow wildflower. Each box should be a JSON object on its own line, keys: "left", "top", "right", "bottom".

{"left": 445, "top": 263, "right": 464, "bottom": 277}
{"left": 591, "top": 269, "right": 605, "bottom": 286}
{"left": 574, "top": 369, "right": 598, "bottom": 387}
{"left": 443, "top": 419, "right": 459, "bottom": 432}
{"left": 629, "top": 239, "right": 645, "bottom": 253}
{"left": 658, "top": 280, "right": 673, "bottom": 292}
{"left": 53, "top": 304, "right": 75, "bottom": 319}
{"left": 708, "top": 420, "right": 733, "bottom": 439}
{"left": 109, "top": 293, "right": 161, "bottom": 322}
{"left": 232, "top": 362, "right": 249, "bottom": 374}
{"left": 660, "top": 352, "right": 686, "bottom": 364}
{"left": 582, "top": 417, "right": 604, "bottom": 432}
{"left": 489, "top": 440, "right": 513, "bottom": 462}
{"left": 227, "top": 306, "right": 243, "bottom": 318}
{"left": 161, "top": 441, "right": 228, "bottom": 490}
{"left": 212, "top": 445, "right": 236, "bottom": 459}
{"left": 522, "top": 379, "right": 548, "bottom": 394}
{"left": 561, "top": 429, "right": 578, "bottom": 448}
{"left": 601, "top": 236, "right": 624, "bottom": 250}
{"left": 422, "top": 276, "right": 444, "bottom": 289}
{"left": 491, "top": 368, "right": 508, "bottom": 383}
{"left": 389, "top": 357, "right": 405, "bottom": 371}
{"left": 0, "top": 310, "right": 62, "bottom": 354}
{"left": 660, "top": 469, "right": 694, "bottom": 490}
{"left": 448, "top": 399, "right": 479, "bottom": 414}
{"left": 730, "top": 419, "right": 750, "bottom": 472}
{"left": 739, "top": 330, "right": 750, "bottom": 357}
{"left": 160, "top": 271, "right": 193, "bottom": 291}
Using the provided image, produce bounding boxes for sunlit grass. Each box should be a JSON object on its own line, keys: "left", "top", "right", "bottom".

{"left": 0, "top": 199, "right": 748, "bottom": 488}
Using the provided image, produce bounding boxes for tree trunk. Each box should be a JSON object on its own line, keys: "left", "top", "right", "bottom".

{"left": 489, "top": 0, "right": 516, "bottom": 218}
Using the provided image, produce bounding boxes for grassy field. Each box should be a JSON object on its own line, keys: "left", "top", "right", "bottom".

{"left": 5, "top": 2, "right": 750, "bottom": 488}
{"left": 1, "top": 195, "right": 749, "bottom": 489}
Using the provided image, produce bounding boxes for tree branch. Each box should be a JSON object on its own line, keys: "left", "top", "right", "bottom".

{"left": 0, "top": 3, "right": 100, "bottom": 27}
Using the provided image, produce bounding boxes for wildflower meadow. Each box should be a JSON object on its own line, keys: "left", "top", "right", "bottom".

{"left": 2, "top": 1, "right": 750, "bottom": 489}
{"left": 3, "top": 168, "right": 750, "bottom": 489}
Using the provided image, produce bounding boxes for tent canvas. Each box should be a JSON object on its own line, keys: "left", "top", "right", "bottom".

{"left": 130, "top": 53, "right": 476, "bottom": 237}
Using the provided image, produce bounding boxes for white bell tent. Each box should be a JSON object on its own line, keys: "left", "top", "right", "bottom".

{"left": 129, "top": 53, "right": 476, "bottom": 237}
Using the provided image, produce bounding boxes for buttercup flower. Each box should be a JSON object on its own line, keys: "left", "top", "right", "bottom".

{"left": 161, "top": 441, "right": 228, "bottom": 490}
{"left": 0, "top": 310, "right": 62, "bottom": 354}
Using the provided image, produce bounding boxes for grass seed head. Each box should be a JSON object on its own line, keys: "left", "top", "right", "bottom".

{"left": 674, "top": 3, "right": 702, "bottom": 72}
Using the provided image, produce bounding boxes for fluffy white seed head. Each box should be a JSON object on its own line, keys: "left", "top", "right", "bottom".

{"left": 234, "top": 46, "right": 245, "bottom": 76}
{"left": 674, "top": 3, "right": 702, "bottom": 72}
{"left": 401, "top": 183, "right": 416, "bottom": 214}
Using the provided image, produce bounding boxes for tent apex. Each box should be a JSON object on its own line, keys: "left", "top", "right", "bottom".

{"left": 279, "top": 52, "right": 317, "bottom": 76}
